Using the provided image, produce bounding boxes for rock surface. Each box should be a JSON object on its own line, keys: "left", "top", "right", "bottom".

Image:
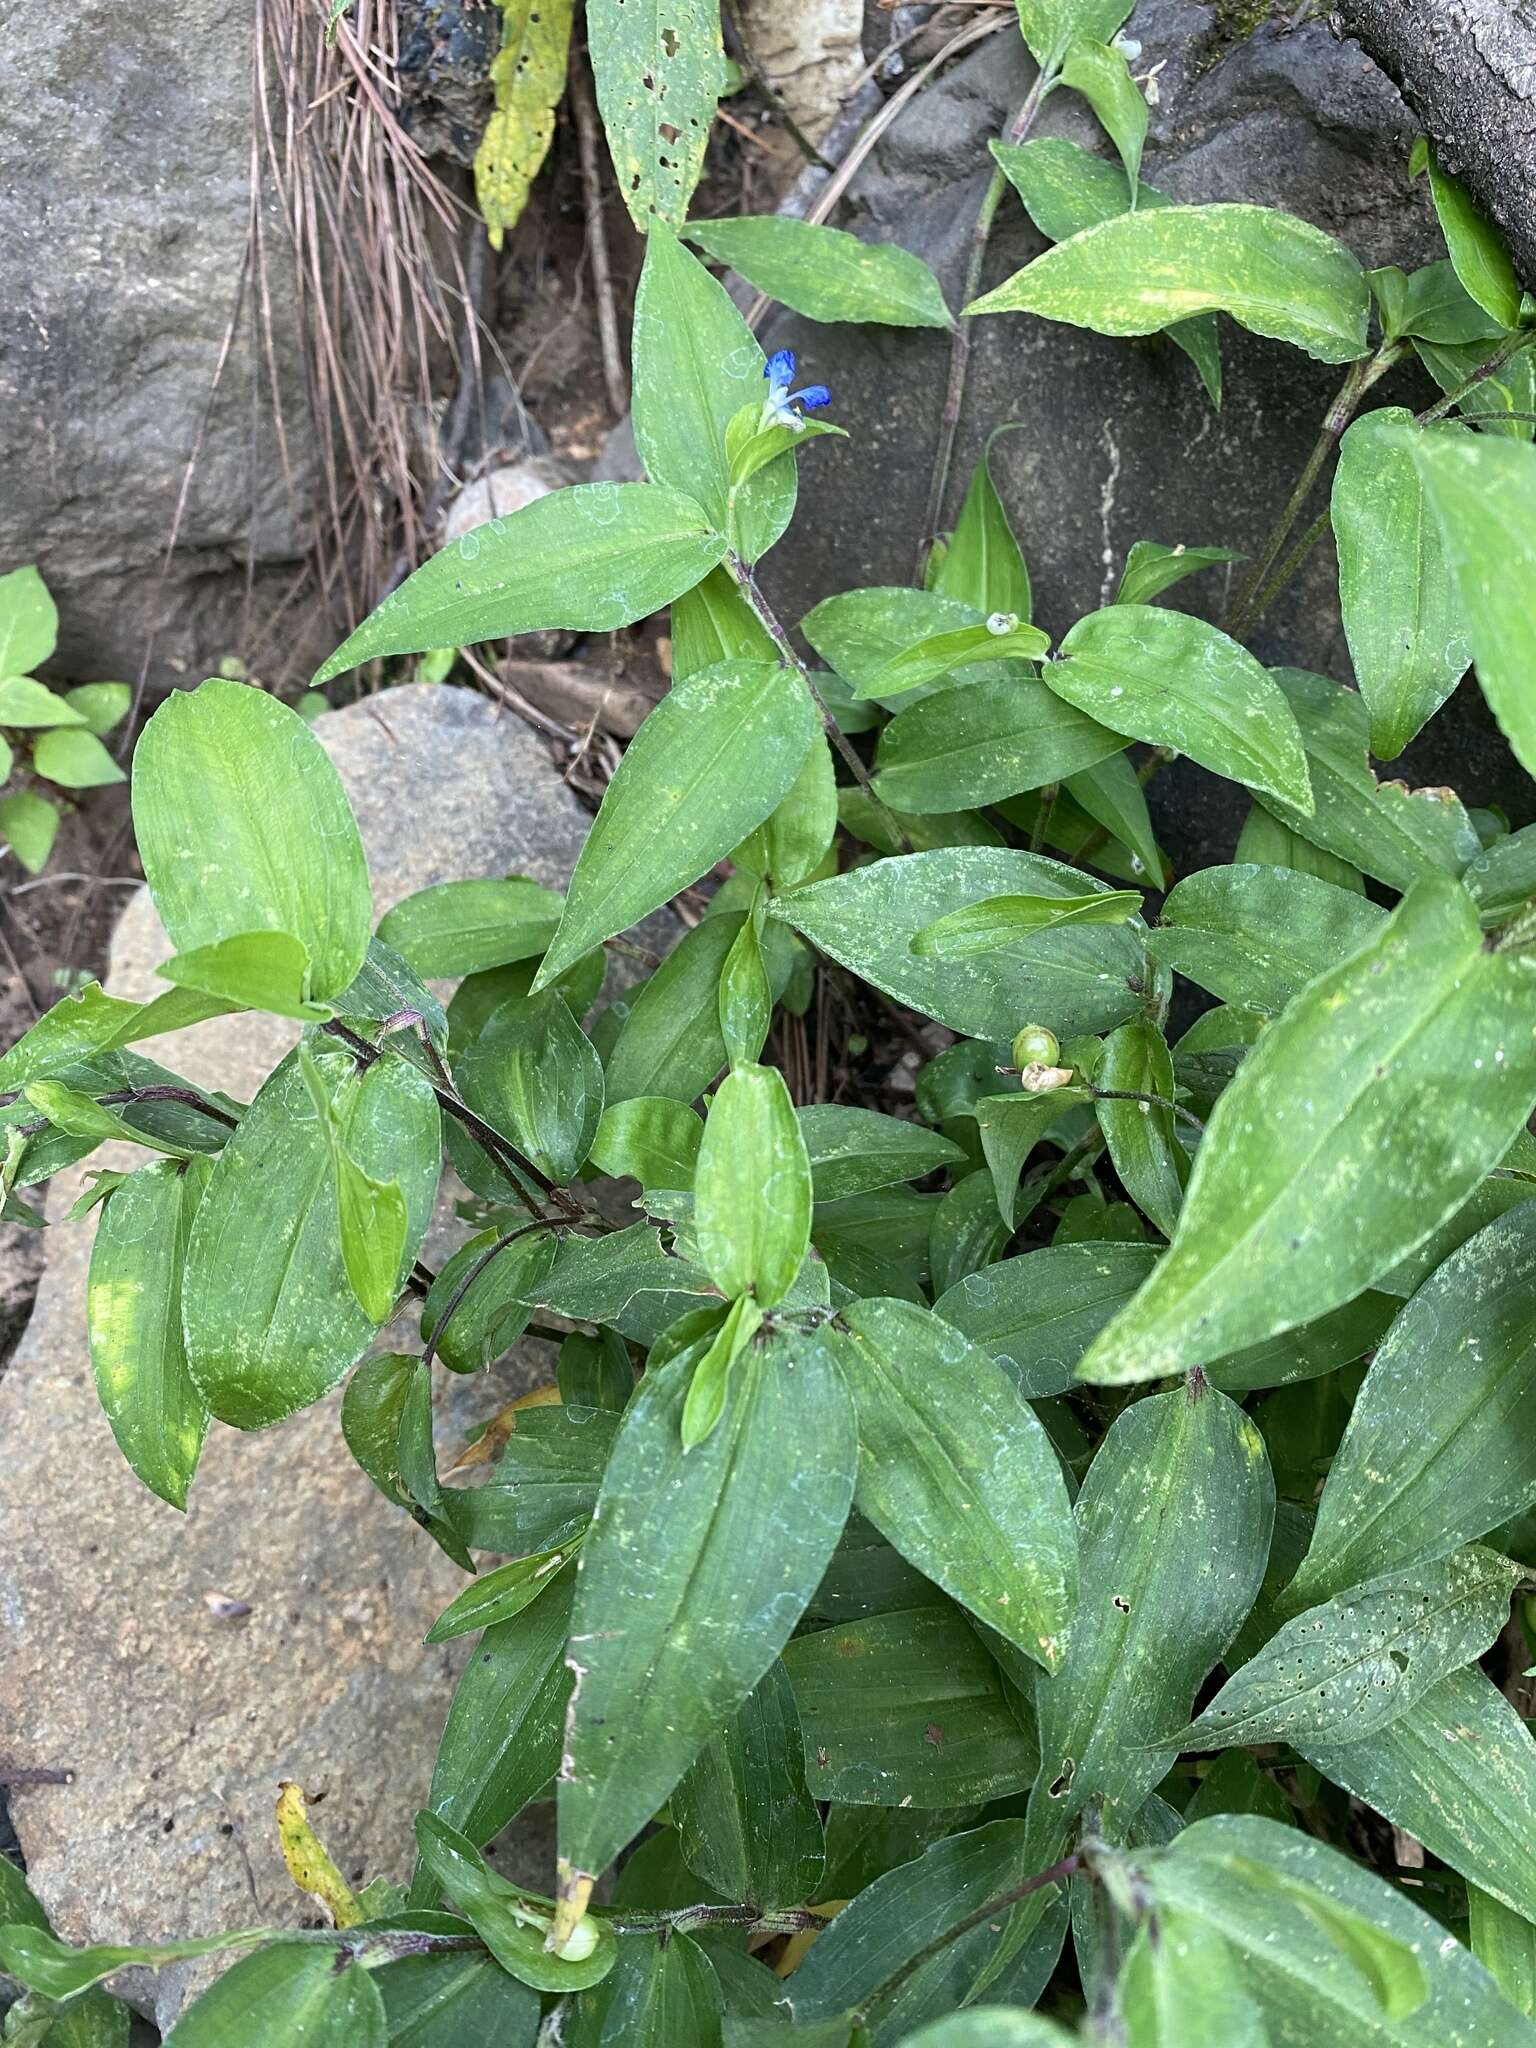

{"left": 0, "top": 687, "right": 609, "bottom": 2026}
{"left": 0, "top": 1, "right": 315, "bottom": 689}
{"left": 740, "top": 0, "right": 867, "bottom": 143}
{"left": 757, "top": 3, "right": 1535, "bottom": 866}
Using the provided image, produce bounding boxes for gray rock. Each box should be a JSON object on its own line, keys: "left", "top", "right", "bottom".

{"left": 0, "top": 686, "right": 621, "bottom": 2026}
{"left": 0, "top": 1, "right": 316, "bottom": 691}
{"left": 756, "top": 7, "right": 1534, "bottom": 869}
{"left": 737, "top": 0, "right": 867, "bottom": 143}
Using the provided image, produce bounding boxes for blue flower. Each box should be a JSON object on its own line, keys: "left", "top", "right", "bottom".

{"left": 762, "top": 349, "right": 832, "bottom": 432}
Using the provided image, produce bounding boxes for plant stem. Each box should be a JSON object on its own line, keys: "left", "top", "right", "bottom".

{"left": 727, "top": 550, "right": 914, "bottom": 854}
{"left": 420, "top": 1218, "right": 560, "bottom": 1372}
{"left": 855, "top": 1854, "right": 1080, "bottom": 2016}
{"left": 1416, "top": 326, "right": 1536, "bottom": 424}
{"left": 1223, "top": 345, "right": 1399, "bottom": 641}
{"left": 1087, "top": 1084, "right": 1204, "bottom": 1134}
{"left": 915, "top": 65, "right": 1057, "bottom": 578}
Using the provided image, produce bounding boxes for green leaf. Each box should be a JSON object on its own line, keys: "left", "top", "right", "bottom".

{"left": 0, "top": 788, "right": 60, "bottom": 872}
{"left": 734, "top": 732, "right": 837, "bottom": 891}
{"left": 1300, "top": 1665, "right": 1536, "bottom": 1924}
{"left": 0, "top": 677, "right": 83, "bottom": 728}
{"left": 672, "top": 564, "right": 779, "bottom": 681}
{"left": 685, "top": 216, "right": 951, "bottom": 328}
{"left": 1066, "top": 750, "right": 1164, "bottom": 883}
{"left": 895, "top": 2017, "right": 1075, "bottom": 2048}
{"left": 836, "top": 1297, "right": 1077, "bottom": 1671}
{"left": 158, "top": 930, "right": 328, "bottom": 1022}
{"left": 1265, "top": 666, "right": 1482, "bottom": 890}
{"left": 719, "top": 912, "right": 772, "bottom": 1069}
{"left": 183, "top": 1043, "right": 439, "bottom": 1428}
{"left": 1077, "top": 877, "right": 1536, "bottom": 1385}
{"left": 1286, "top": 1206, "right": 1536, "bottom": 1604}
{"left": 0, "top": 1923, "right": 276, "bottom": 2003}
{"left": 413, "top": 1567, "right": 575, "bottom": 1861}
{"left": 536, "top": 661, "right": 815, "bottom": 986}
{"left": 1095, "top": 1016, "right": 1186, "bottom": 1237}
{"left": 1332, "top": 408, "right": 1472, "bottom": 759}
{"left": 694, "top": 1062, "right": 813, "bottom": 1308}
{"left": 32, "top": 726, "right": 125, "bottom": 788}
{"left": 420, "top": 1225, "right": 557, "bottom": 1374}
{"left": 969, "top": 202, "right": 1370, "bottom": 364}
{"left": 1146, "top": 862, "right": 1382, "bottom": 1014}
{"left": 672, "top": 1659, "right": 824, "bottom": 1907}
{"left": 913, "top": 888, "right": 1141, "bottom": 960}
{"left": 0, "top": 563, "right": 58, "bottom": 675}
{"left": 1013, "top": 0, "right": 1131, "bottom": 65}
{"left": 1469, "top": 1884, "right": 1536, "bottom": 2017}
{"left": 801, "top": 587, "right": 997, "bottom": 700}
{"left": 1416, "top": 331, "right": 1536, "bottom": 438}
{"left": 1370, "top": 257, "right": 1503, "bottom": 346}
{"left": 341, "top": 1352, "right": 473, "bottom": 1568}
{"left": 1235, "top": 803, "right": 1365, "bottom": 893}
{"left": 936, "top": 439, "right": 1033, "bottom": 621}
{"left": 1178, "top": 1545, "right": 1520, "bottom": 1749}
{"left": 133, "top": 680, "right": 372, "bottom": 999}
{"left": 1147, "top": 1815, "right": 1536, "bottom": 2042}
{"left": 1049, "top": 606, "right": 1313, "bottom": 813}
{"left": 377, "top": 1939, "right": 541, "bottom": 2045}
{"left": 0, "top": 986, "right": 239, "bottom": 1089}
{"left": 797, "top": 1105, "right": 964, "bottom": 1203}
{"left": 314, "top": 484, "right": 726, "bottom": 684}
{"left": 632, "top": 227, "right": 794, "bottom": 564}
{"left": 456, "top": 989, "right": 603, "bottom": 1182}
{"left": 784, "top": 1606, "right": 1038, "bottom": 1806}
{"left": 1422, "top": 147, "right": 1522, "bottom": 328}
{"left": 1118, "top": 1910, "right": 1269, "bottom": 2048}
{"left": 23, "top": 1078, "right": 194, "bottom": 1158}
{"left": 162, "top": 1944, "right": 386, "bottom": 2045}
{"left": 1115, "top": 539, "right": 1242, "bottom": 607}
{"left": 88, "top": 1157, "right": 211, "bottom": 1509}
{"left": 414, "top": 1815, "right": 615, "bottom": 1993}
{"left": 571, "top": 1930, "right": 724, "bottom": 2044}
{"left": 1060, "top": 38, "right": 1147, "bottom": 191}
{"left": 591, "top": 1095, "right": 704, "bottom": 1190}
{"left": 604, "top": 913, "right": 741, "bottom": 1105}
{"left": 935, "top": 1241, "right": 1158, "bottom": 1396}
{"left": 528, "top": 1222, "right": 717, "bottom": 1338}
{"left": 874, "top": 681, "right": 1124, "bottom": 813}
{"left": 973, "top": 1089, "right": 1088, "bottom": 1232}
{"left": 1404, "top": 424, "right": 1536, "bottom": 783}
{"left": 589, "top": 0, "right": 723, "bottom": 228}
{"left": 375, "top": 879, "right": 563, "bottom": 978}
{"left": 858, "top": 619, "right": 1051, "bottom": 703}
{"left": 558, "top": 1325, "right": 856, "bottom": 1883}
{"left": 989, "top": 138, "right": 1221, "bottom": 399}
{"left": 63, "top": 681, "right": 132, "bottom": 735}
{"left": 770, "top": 849, "right": 1154, "bottom": 1040}
{"left": 681, "top": 1291, "right": 762, "bottom": 1447}
{"left": 1031, "top": 1385, "right": 1273, "bottom": 1833}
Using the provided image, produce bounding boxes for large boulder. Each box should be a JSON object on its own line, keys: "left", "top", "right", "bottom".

{"left": 0, "top": 687, "right": 614, "bottom": 2027}
{"left": 0, "top": 1, "right": 317, "bottom": 689}
{"left": 757, "top": 3, "right": 1533, "bottom": 867}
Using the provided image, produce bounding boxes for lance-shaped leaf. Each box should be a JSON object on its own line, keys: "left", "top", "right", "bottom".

{"left": 837, "top": 1299, "right": 1077, "bottom": 1672}
{"left": 314, "top": 484, "right": 726, "bottom": 683}
{"left": 87, "top": 1157, "right": 212, "bottom": 1510}
{"left": 535, "top": 661, "right": 816, "bottom": 986}
{"left": 783, "top": 1604, "right": 1038, "bottom": 1807}
{"left": 1095, "top": 1016, "right": 1186, "bottom": 1238}
{"left": 1300, "top": 1665, "right": 1536, "bottom": 1925}
{"left": 414, "top": 1814, "right": 615, "bottom": 1993}
{"left": 455, "top": 989, "right": 603, "bottom": 1183}
{"left": 1060, "top": 37, "right": 1147, "bottom": 191}
{"left": 797, "top": 1105, "right": 964, "bottom": 1203}
{"left": 632, "top": 227, "right": 793, "bottom": 563}
{"left": 935, "top": 437, "right": 1033, "bottom": 620}
{"left": 1266, "top": 666, "right": 1481, "bottom": 891}
{"left": 802, "top": 587, "right": 996, "bottom": 697}
{"left": 378, "top": 1941, "right": 540, "bottom": 2046}
{"left": 1288, "top": 1206, "right": 1536, "bottom": 1605}
{"left": 1047, "top": 606, "right": 1312, "bottom": 813}
{"left": 603, "top": 911, "right": 743, "bottom": 1106}
{"left": 973, "top": 1089, "right": 1090, "bottom": 1231}
{"left": 589, "top": 0, "right": 723, "bottom": 227}
{"left": 1405, "top": 424, "right": 1536, "bottom": 784}
{"left": 1146, "top": 863, "right": 1383, "bottom": 1014}
{"left": 874, "top": 680, "right": 1124, "bottom": 813}
{"left": 1333, "top": 408, "right": 1472, "bottom": 759}
{"left": 591, "top": 1096, "right": 704, "bottom": 1192}
{"left": 936, "top": 1241, "right": 1159, "bottom": 1396}
{"left": 133, "top": 679, "right": 372, "bottom": 1000}
{"left": 1115, "top": 539, "right": 1241, "bottom": 607}
{"left": 694, "top": 1062, "right": 813, "bottom": 1308}
{"left": 912, "top": 888, "right": 1141, "bottom": 960}
{"left": 1117, "top": 1911, "right": 1269, "bottom": 2048}
{"left": 341, "top": 1352, "right": 473, "bottom": 1569}
{"left": 1148, "top": 1815, "right": 1536, "bottom": 2044}
{"left": 1076, "top": 877, "right": 1536, "bottom": 1386}
{"left": 1172, "top": 1546, "right": 1520, "bottom": 1751}
{"left": 1468, "top": 1886, "right": 1536, "bottom": 2021}
{"left": 182, "top": 1043, "right": 440, "bottom": 1428}
{"left": 159, "top": 1943, "right": 387, "bottom": 2045}
{"left": 558, "top": 1325, "right": 856, "bottom": 1885}
{"left": 770, "top": 849, "right": 1153, "bottom": 1041}
{"left": 968, "top": 203, "right": 1370, "bottom": 364}
{"left": 685, "top": 215, "right": 951, "bottom": 328}
{"left": 1031, "top": 1385, "right": 1273, "bottom": 1834}
{"left": 0, "top": 561, "right": 57, "bottom": 672}
{"left": 297, "top": 1043, "right": 409, "bottom": 1324}
{"left": 1421, "top": 147, "right": 1522, "bottom": 328}
{"left": 572, "top": 1931, "right": 724, "bottom": 2045}
{"left": 858, "top": 619, "right": 1049, "bottom": 702}
{"left": 0, "top": 980, "right": 237, "bottom": 1093}
{"left": 672, "top": 1659, "right": 825, "bottom": 1908}
{"left": 473, "top": 0, "right": 573, "bottom": 249}
{"left": 158, "top": 930, "right": 326, "bottom": 1023}
{"left": 376, "top": 877, "right": 563, "bottom": 978}
{"left": 425, "top": 1535, "right": 583, "bottom": 1644}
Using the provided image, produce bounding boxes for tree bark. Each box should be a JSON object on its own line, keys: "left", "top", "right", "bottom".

{"left": 1335, "top": 0, "right": 1536, "bottom": 289}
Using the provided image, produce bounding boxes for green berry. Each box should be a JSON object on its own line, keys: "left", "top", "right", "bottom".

{"left": 1011, "top": 1024, "right": 1060, "bottom": 1070}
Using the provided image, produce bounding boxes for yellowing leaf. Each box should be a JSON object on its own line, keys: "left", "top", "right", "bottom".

{"left": 275, "top": 1780, "right": 362, "bottom": 1928}
{"left": 475, "top": 0, "right": 575, "bottom": 249}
